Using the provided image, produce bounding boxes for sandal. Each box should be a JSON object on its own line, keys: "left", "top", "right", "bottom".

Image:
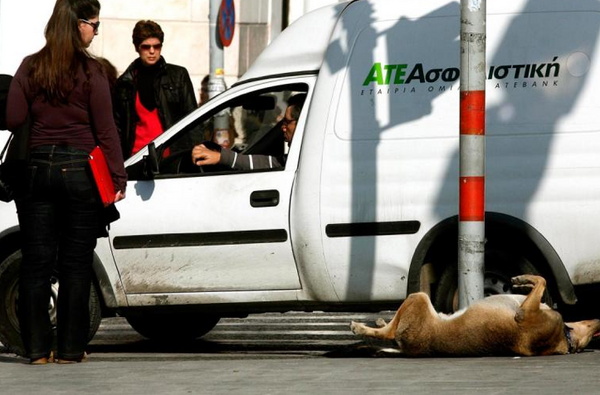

{"left": 56, "top": 352, "right": 87, "bottom": 364}
{"left": 30, "top": 352, "right": 54, "bottom": 365}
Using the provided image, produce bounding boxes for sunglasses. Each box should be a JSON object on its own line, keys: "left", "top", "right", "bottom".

{"left": 80, "top": 19, "right": 100, "bottom": 33}
{"left": 139, "top": 43, "right": 163, "bottom": 51}
{"left": 281, "top": 118, "right": 297, "bottom": 127}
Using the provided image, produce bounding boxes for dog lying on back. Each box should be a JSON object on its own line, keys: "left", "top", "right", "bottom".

{"left": 351, "top": 275, "right": 600, "bottom": 356}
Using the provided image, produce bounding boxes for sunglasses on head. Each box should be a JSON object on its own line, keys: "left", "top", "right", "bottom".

{"left": 80, "top": 19, "right": 100, "bottom": 33}
{"left": 139, "top": 43, "right": 163, "bottom": 51}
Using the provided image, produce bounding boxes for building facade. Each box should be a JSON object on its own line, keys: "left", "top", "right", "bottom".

{"left": 0, "top": 0, "right": 344, "bottom": 101}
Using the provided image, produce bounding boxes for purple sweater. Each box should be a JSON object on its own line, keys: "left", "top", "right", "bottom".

{"left": 6, "top": 56, "right": 127, "bottom": 192}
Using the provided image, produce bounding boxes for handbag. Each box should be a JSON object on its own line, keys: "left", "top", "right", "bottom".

{"left": 0, "top": 134, "right": 14, "bottom": 202}
{"left": 0, "top": 74, "right": 20, "bottom": 203}
{"left": 88, "top": 145, "right": 115, "bottom": 207}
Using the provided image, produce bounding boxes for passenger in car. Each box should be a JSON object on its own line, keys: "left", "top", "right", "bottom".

{"left": 191, "top": 94, "right": 306, "bottom": 170}
{"left": 203, "top": 113, "right": 238, "bottom": 149}
{"left": 198, "top": 75, "right": 209, "bottom": 106}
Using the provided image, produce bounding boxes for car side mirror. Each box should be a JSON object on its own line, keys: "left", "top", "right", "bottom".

{"left": 143, "top": 142, "right": 159, "bottom": 179}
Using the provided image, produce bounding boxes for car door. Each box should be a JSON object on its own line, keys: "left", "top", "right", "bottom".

{"left": 108, "top": 78, "right": 313, "bottom": 297}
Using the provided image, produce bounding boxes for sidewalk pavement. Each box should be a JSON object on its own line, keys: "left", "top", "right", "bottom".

{"left": 1, "top": 348, "right": 599, "bottom": 394}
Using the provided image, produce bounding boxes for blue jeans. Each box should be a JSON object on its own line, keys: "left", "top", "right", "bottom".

{"left": 16, "top": 145, "right": 100, "bottom": 360}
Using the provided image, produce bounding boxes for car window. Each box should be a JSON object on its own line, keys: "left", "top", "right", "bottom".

{"left": 151, "top": 84, "right": 308, "bottom": 178}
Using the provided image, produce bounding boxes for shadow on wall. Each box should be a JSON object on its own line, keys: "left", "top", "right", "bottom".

{"left": 434, "top": 0, "right": 600, "bottom": 222}
{"left": 325, "top": 1, "right": 460, "bottom": 300}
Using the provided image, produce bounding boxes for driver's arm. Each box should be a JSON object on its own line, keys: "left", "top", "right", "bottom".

{"left": 191, "top": 144, "right": 283, "bottom": 170}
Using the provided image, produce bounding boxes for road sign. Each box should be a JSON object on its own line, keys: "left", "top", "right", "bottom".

{"left": 218, "top": 0, "right": 235, "bottom": 47}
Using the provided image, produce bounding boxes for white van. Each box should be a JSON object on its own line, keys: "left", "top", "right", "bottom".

{"left": 1, "top": 0, "right": 599, "bottom": 353}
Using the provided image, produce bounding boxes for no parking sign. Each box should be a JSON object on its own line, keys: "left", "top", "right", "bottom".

{"left": 218, "top": 0, "right": 235, "bottom": 47}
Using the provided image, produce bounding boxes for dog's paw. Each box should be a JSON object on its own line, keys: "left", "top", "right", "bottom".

{"left": 511, "top": 275, "right": 534, "bottom": 288}
{"left": 350, "top": 321, "right": 367, "bottom": 336}
{"left": 375, "top": 318, "right": 387, "bottom": 328}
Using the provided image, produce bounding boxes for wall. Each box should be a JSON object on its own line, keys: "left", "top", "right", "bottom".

{"left": 0, "top": 0, "right": 345, "bottom": 104}
{"left": 0, "top": 0, "right": 55, "bottom": 75}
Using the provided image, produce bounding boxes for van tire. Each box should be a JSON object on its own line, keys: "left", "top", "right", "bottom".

{"left": 433, "top": 247, "right": 552, "bottom": 313}
{"left": 0, "top": 250, "right": 102, "bottom": 357}
{"left": 125, "top": 313, "right": 220, "bottom": 341}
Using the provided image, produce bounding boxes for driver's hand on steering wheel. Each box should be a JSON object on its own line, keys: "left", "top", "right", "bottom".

{"left": 192, "top": 144, "right": 221, "bottom": 166}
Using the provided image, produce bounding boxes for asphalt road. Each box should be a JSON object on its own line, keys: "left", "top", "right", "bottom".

{"left": 2, "top": 312, "right": 600, "bottom": 394}
{"left": 87, "top": 312, "right": 395, "bottom": 360}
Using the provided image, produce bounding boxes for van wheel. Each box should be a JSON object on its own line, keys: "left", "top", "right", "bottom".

{"left": 125, "top": 313, "right": 220, "bottom": 342}
{"left": 432, "top": 247, "right": 552, "bottom": 313}
{"left": 0, "top": 250, "right": 102, "bottom": 357}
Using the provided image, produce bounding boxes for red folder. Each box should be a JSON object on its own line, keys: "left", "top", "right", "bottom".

{"left": 89, "top": 146, "right": 115, "bottom": 207}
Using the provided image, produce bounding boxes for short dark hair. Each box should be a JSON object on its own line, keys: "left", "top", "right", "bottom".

{"left": 96, "top": 57, "right": 118, "bottom": 93}
{"left": 287, "top": 93, "right": 307, "bottom": 121}
{"left": 132, "top": 20, "right": 164, "bottom": 50}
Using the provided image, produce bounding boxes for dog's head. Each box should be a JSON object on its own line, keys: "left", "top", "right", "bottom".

{"left": 565, "top": 319, "right": 600, "bottom": 353}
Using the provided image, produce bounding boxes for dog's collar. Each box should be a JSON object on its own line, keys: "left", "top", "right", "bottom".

{"left": 564, "top": 325, "right": 576, "bottom": 354}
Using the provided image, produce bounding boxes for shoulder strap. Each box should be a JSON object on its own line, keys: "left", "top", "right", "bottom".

{"left": 0, "top": 133, "right": 14, "bottom": 164}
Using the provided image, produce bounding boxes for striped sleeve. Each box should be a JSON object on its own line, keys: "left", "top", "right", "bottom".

{"left": 219, "top": 148, "right": 283, "bottom": 170}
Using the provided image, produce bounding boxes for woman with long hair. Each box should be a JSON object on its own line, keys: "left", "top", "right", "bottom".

{"left": 6, "top": 0, "right": 126, "bottom": 364}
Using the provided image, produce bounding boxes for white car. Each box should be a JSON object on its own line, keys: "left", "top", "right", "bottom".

{"left": 2, "top": 0, "right": 600, "bottom": 355}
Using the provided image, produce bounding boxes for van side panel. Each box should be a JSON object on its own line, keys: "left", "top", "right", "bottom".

{"left": 316, "top": 0, "right": 600, "bottom": 301}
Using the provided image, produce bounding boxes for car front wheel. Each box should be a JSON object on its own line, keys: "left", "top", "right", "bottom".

{"left": 0, "top": 250, "right": 102, "bottom": 356}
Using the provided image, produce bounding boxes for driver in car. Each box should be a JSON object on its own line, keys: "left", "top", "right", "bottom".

{"left": 191, "top": 94, "right": 306, "bottom": 170}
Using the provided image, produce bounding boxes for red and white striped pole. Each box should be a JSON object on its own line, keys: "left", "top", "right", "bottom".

{"left": 458, "top": 0, "right": 486, "bottom": 308}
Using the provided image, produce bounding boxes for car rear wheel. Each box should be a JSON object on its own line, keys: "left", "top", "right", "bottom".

{"left": 0, "top": 250, "right": 102, "bottom": 356}
{"left": 433, "top": 246, "right": 552, "bottom": 313}
{"left": 125, "top": 313, "right": 220, "bottom": 342}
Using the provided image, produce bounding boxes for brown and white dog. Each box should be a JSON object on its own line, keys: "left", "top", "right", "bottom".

{"left": 351, "top": 275, "right": 600, "bottom": 356}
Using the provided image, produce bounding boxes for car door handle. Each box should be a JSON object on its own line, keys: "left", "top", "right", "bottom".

{"left": 250, "top": 190, "right": 280, "bottom": 207}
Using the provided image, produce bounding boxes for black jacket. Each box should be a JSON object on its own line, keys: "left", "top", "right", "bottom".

{"left": 114, "top": 57, "right": 197, "bottom": 158}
